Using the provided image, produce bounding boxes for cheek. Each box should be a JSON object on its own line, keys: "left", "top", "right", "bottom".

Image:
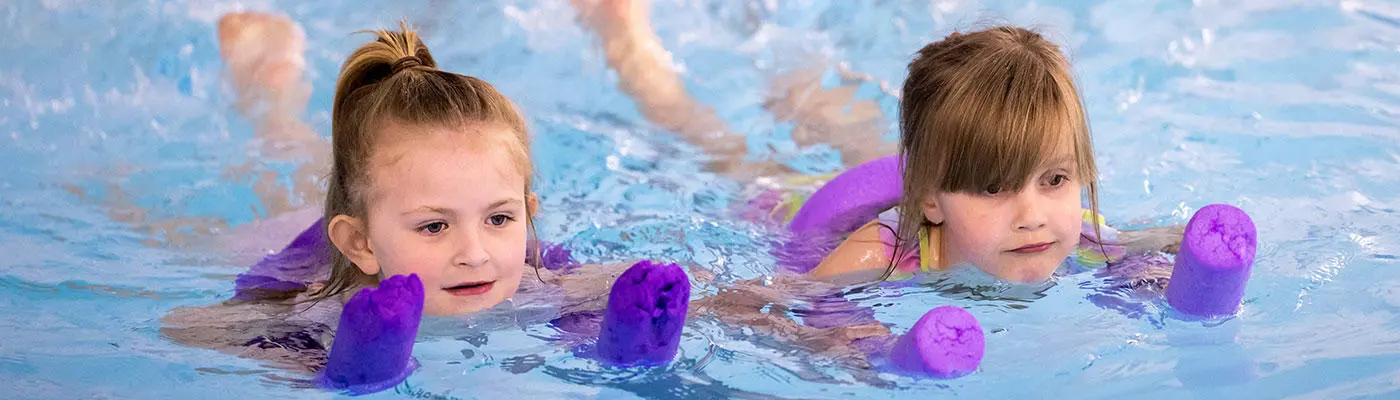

{"left": 484, "top": 224, "right": 529, "bottom": 286}
{"left": 1060, "top": 211, "right": 1084, "bottom": 238}
{"left": 495, "top": 270, "right": 524, "bottom": 297}
{"left": 947, "top": 219, "right": 1002, "bottom": 260}
{"left": 960, "top": 205, "right": 1008, "bottom": 244}
{"left": 373, "top": 232, "right": 443, "bottom": 278}
{"left": 1052, "top": 192, "right": 1085, "bottom": 237}
{"left": 494, "top": 224, "right": 529, "bottom": 265}
{"left": 489, "top": 226, "right": 527, "bottom": 297}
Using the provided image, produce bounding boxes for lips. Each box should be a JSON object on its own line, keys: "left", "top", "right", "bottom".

{"left": 443, "top": 281, "right": 495, "bottom": 296}
{"left": 1009, "top": 241, "right": 1055, "bottom": 254}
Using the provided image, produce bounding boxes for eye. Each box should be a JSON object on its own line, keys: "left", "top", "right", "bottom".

{"left": 418, "top": 221, "right": 448, "bottom": 234}
{"left": 488, "top": 214, "right": 514, "bottom": 226}
{"left": 1047, "top": 174, "right": 1069, "bottom": 187}
{"left": 983, "top": 184, "right": 1002, "bottom": 196}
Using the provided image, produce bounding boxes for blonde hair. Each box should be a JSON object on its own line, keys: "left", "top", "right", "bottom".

{"left": 889, "top": 26, "right": 1099, "bottom": 278}
{"left": 315, "top": 23, "right": 536, "bottom": 299}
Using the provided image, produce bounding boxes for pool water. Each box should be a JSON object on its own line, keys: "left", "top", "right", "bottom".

{"left": 3, "top": 0, "right": 1400, "bottom": 398}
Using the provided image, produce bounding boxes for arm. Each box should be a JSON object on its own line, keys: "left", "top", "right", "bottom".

{"left": 549, "top": 260, "right": 889, "bottom": 359}
{"left": 1116, "top": 225, "right": 1185, "bottom": 254}
{"left": 160, "top": 295, "right": 334, "bottom": 374}
{"left": 689, "top": 273, "right": 893, "bottom": 375}
{"left": 164, "top": 276, "right": 426, "bottom": 394}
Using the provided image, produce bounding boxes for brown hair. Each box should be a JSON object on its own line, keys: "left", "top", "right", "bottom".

{"left": 887, "top": 26, "right": 1100, "bottom": 278}
{"left": 313, "top": 23, "right": 536, "bottom": 300}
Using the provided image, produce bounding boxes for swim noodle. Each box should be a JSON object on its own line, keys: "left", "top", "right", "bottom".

{"left": 802, "top": 293, "right": 985, "bottom": 379}
{"left": 787, "top": 155, "right": 903, "bottom": 238}
{"left": 1166, "top": 204, "right": 1257, "bottom": 318}
{"left": 318, "top": 274, "right": 423, "bottom": 394}
{"left": 778, "top": 155, "right": 902, "bottom": 273}
{"left": 890, "top": 305, "right": 985, "bottom": 378}
{"left": 596, "top": 260, "right": 691, "bottom": 366}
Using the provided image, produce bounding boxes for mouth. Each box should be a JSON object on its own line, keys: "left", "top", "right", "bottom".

{"left": 1008, "top": 241, "right": 1055, "bottom": 254}
{"left": 443, "top": 281, "right": 495, "bottom": 296}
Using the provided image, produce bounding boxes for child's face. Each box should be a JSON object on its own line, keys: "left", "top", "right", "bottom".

{"left": 925, "top": 156, "right": 1084, "bottom": 283}
{"left": 361, "top": 124, "right": 528, "bottom": 316}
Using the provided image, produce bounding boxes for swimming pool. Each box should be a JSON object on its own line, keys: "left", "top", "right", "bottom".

{"left": 3, "top": 0, "right": 1399, "bottom": 398}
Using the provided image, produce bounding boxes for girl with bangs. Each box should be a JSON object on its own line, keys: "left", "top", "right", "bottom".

{"left": 571, "top": 0, "right": 1184, "bottom": 285}
{"left": 812, "top": 27, "right": 1118, "bottom": 284}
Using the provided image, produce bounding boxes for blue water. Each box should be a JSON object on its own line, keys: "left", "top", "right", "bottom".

{"left": 3, "top": 0, "right": 1400, "bottom": 398}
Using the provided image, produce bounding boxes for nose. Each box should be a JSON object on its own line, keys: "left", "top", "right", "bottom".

{"left": 1013, "top": 190, "right": 1048, "bottom": 232}
{"left": 453, "top": 228, "right": 491, "bottom": 268}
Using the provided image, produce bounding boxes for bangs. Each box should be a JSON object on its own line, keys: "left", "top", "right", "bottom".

{"left": 918, "top": 49, "right": 1090, "bottom": 194}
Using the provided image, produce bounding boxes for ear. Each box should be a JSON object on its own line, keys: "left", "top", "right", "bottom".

{"left": 525, "top": 191, "right": 539, "bottom": 217}
{"left": 921, "top": 191, "right": 946, "bottom": 226}
{"left": 328, "top": 214, "right": 380, "bottom": 276}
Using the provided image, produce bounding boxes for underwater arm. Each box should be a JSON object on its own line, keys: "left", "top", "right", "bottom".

{"left": 1117, "top": 224, "right": 1185, "bottom": 254}
{"left": 554, "top": 259, "right": 981, "bottom": 378}
{"left": 159, "top": 299, "right": 331, "bottom": 374}
{"left": 693, "top": 273, "right": 982, "bottom": 379}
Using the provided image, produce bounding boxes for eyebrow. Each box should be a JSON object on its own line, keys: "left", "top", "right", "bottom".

{"left": 402, "top": 206, "right": 454, "bottom": 216}
{"left": 487, "top": 199, "right": 524, "bottom": 210}
{"left": 1041, "top": 155, "right": 1075, "bottom": 168}
{"left": 400, "top": 199, "right": 524, "bottom": 216}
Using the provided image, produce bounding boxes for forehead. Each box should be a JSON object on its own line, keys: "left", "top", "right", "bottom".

{"left": 1037, "top": 133, "right": 1077, "bottom": 166}
{"left": 366, "top": 123, "right": 526, "bottom": 204}
{"left": 375, "top": 121, "right": 521, "bottom": 166}
{"left": 932, "top": 113, "right": 1086, "bottom": 193}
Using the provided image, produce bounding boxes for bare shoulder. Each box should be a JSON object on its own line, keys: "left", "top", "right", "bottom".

{"left": 808, "top": 221, "right": 893, "bottom": 282}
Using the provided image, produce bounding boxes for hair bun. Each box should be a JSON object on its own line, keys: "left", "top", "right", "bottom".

{"left": 391, "top": 55, "right": 424, "bottom": 75}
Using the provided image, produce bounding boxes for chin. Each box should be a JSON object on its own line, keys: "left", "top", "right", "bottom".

{"left": 424, "top": 294, "right": 504, "bottom": 316}
{"left": 1018, "top": 268, "right": 1057, "bottom": 283}
{"left": 994, "top": 261, "right": 1060, "bottom": 283}
{"left": 996, "top": 270, "right": 1051, "bottom": 283}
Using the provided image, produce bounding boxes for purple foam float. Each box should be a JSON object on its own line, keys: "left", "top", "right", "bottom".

{"left": 318, "top": 274, "right": 424, "bottom": 394}
{"left": 890, "top": 305, "right": 985, "bottom": 379}
{"left": 596, "top": 260, "right": 691, "bottom": 367}
{"left": 1166, "top": 204, "right": 1257, "bottom": 318}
